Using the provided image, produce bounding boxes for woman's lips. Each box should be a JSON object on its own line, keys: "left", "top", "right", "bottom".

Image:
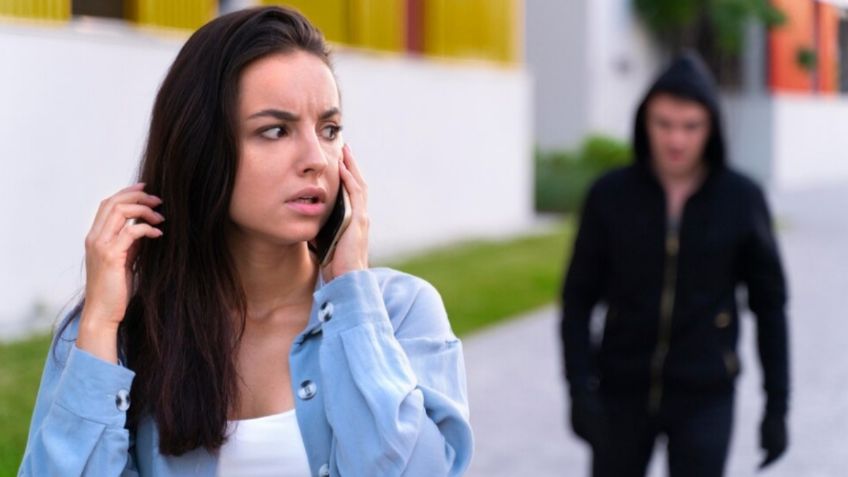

{"left": 285, "top": 198, "right": 327, "bottom": 216}
{"left": 285, "top": 186, "right": 328, "bottom": 216}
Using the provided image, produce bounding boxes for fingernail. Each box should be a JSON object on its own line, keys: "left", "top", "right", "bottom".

{"left": 156, "top": 213, "right": 165, "bottom": 221}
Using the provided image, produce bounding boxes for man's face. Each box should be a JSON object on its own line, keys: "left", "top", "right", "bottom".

{"left": 645, "top": 93, "right": 712, "bottom": 179}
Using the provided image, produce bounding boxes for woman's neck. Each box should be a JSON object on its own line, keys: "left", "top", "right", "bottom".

{"left": 227, "top": 231, "right": 318, "bottom": 321}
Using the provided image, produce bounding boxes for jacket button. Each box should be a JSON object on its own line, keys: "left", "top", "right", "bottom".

{"left": 715, "top": 312, "right": 731, "bottom": 328}
{"left": 298, "top": 380, "right": 317, "bottom": 400}
{"left": 318, "top": 302, "right": 334, "bottom": 323}
{"left": 318, "top": 463, "right": 330, "bottom": 477}
{"left": 115, "top": 389, "right": 131, "bottom": 411}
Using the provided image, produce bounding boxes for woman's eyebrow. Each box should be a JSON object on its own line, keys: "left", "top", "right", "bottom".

{"left": 247, "top": 107, "right": 340, "bottom": 121}
{"left": 319, "top": 107, "right": 341, "bottom": 120}
{"left": 248, "top": 109, "right": 298, "bottom": 121}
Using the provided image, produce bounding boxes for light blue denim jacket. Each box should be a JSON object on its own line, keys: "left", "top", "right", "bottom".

{"left": 19, "top": 268, "right": 473, "bottom": 476}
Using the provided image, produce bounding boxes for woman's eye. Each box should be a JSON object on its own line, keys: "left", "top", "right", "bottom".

{"left": 321, "top": 125, "right": 342, "bottom": 141}
{"left": 260, "top": 126, "right": 287, "bottom": 140}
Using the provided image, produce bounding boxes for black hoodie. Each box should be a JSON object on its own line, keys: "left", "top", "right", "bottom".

{"left": 560, "top": 53, "right": 790, "bottom": 417}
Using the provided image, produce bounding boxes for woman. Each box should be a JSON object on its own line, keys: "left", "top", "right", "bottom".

{"left": 19, "top": 6, "right": 473, "bottom": 476}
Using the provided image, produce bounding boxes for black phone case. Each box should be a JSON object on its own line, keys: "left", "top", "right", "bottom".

{"left": 311, "top": 188, "right": 348, "bottom": 265}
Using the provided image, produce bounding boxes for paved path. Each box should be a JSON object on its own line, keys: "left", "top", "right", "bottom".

{"left": 463, "top": 184, "right": 848, "bottom": 476}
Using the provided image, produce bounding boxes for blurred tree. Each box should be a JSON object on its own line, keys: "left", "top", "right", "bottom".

{"left": 796, "top": 46, "right": 818, "bottom": 72}
{"left": 634, "top": 0, "right": 786, "bottom": 88}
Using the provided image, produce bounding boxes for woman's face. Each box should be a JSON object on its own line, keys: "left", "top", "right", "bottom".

{"left": 229, "top": 50, "right": 342, "bottom": 246}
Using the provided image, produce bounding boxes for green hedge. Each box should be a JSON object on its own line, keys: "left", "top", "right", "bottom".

{"left": 535, "top": 135, "right": 632, "bottom": 213}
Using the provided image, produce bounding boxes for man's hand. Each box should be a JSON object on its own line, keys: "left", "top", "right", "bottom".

{"left": 759, "top": 413, "right": 788, "bottom": 470}
{"left": 570, "top": 392, "right": 608, "bottom": 450}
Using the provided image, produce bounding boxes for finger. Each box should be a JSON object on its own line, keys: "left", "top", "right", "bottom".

{"left": 339, "top": 159, "right": 366, "bottom": 211}
{"left": 89, "top": 190, "right": 162, "bottom": 240}
{"left": 342, "top": 145, "right": 367, "bottom": 189}
{"left": 126, "top": 239, "right": 142, "bottom": 271}
{"left": 97, "top": 203, "right": 165, "bottom": 244}
{"left": 90, "top": 183, "right": 147, "bottom": 230}
{"left": 121, "top": 182, "right": 147, "bottom": 193}
{"left": 112, "top": 222, "right": 164, "bottom": 255}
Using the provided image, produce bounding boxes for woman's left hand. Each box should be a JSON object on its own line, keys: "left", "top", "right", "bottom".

{"left": 322, "top": 144, "right": 369, "bottom": 282}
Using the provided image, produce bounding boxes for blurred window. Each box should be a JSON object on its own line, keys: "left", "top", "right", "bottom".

{"left": 72, "top": 0, "right": 123, "bottom": 19}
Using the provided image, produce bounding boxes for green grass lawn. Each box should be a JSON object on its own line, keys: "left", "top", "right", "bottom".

{"left": 0, "top": 333, "right": 52, "bottom": 475}
{"left": 387, "top": 221, "right": 574, "bottom": 337}
{"left": 0, "top": 219, "right": 574, "bottom": 474}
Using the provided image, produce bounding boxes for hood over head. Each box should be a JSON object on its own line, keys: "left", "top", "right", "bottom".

{"left": 633, "top": 51, "right": 726, "bottom": 169}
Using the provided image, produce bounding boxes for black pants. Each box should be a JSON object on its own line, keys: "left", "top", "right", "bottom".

{"left": 591, "top": 391, "right": 734, "bottom": 477}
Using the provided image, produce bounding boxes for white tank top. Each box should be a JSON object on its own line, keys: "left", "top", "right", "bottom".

{"left": 217, "top": 409, "right": 312, "bottom": 476}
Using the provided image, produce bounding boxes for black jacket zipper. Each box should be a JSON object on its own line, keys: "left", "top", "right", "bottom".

{"left": 648, "top": 227, "right": 680, "bottom": 414}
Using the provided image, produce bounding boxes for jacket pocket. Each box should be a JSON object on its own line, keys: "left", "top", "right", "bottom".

{"left": 713, "top": 309, "right": 740, "bottom": 378}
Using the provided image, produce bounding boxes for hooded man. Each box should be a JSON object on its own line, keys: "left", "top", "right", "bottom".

{"left": 560, "top": 52, "right": 790, "bottom": 477}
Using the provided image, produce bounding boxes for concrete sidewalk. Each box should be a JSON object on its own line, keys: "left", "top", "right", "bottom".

{"left": 463, "top": 184, "right": 848, "bottom": 477}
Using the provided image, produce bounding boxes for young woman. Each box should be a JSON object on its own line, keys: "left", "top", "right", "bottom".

{"left": 19, "top": 6, "right": 472, "bottom": 476}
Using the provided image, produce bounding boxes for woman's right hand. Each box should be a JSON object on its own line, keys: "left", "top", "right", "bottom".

{"left": 77, "top": 182, "right": 164, "bottom": 363}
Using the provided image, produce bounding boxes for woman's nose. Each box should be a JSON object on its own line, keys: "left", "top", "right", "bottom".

{"left": 297, "top": 133, "right": 330, "bottom": 176}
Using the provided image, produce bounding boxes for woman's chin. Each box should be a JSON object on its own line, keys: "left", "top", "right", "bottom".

{"left": 227, "top": 221, "right": 321, "bottom": 248}
{"left": 281, "top": 229, "right": 321, "bottom": 247}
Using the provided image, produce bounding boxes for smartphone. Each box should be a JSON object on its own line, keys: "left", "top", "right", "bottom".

{"left": 310, "top": 185, "right": 352, "bottom": 267}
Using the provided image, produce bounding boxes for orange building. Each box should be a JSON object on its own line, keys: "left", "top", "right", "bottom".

{"left": 769, "top": 0, "right": 846, "bottom": 94}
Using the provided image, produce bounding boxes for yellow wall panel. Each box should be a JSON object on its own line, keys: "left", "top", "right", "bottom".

{"left": 131, "top": 0, "right": 216, "bottom": 30}
{"left": 349, "top": 0, "right": 405, "bottom": 52}
{"left": 423, "top": 0, "right": 520, "bottom": 64}
{"left": 264, "top": 0, "right": 350, "bottom": 44}
{"left": 0, "top": 0, "right": 70, "bottom": 20}
{"left": 0, "top": 0, "right": 521, "bottom": 64}
{"left": 264, "top": 0, "right": 405, "bottom": 53}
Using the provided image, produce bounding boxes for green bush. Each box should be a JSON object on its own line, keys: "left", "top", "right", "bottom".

{"left": 580, "top": 135, "right": 632, "bottom": 171}
{"left": 535, "top": 135, "right": 631, "bottom": 213}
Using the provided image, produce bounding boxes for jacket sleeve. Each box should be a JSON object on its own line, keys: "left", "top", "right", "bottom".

{"left": 740, "top": 187, "right": 790, "bottom": 417}
{"left": 315, "top": 270, "right": 473, "bottom": 477}
{"left": 18, "top": 310, "right": 138, "bottom": 476}
{"left": 560, "top": 182, "right": 608, "bottom": 396}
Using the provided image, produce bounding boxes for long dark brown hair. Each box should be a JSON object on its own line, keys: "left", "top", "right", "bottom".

{"left": 59, "top": 6, "right": 332, "bottom": 456}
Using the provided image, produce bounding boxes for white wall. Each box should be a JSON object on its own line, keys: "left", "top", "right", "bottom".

{"left": 585, "top": 0, "right": 661, "bottom": 140}
{"left": 0, "top": 22, "right": 180, "bottom": 338}
{"left": 334, "top": 52, "right": 534, "bottom": 256}
{"left": 723, "top": 94, "right": 775, "bottom": 185}
{"left": 524, "top": 0, "right": 590, "bottom": 150}
{"left": 0, "top": 21, "right": 533, "bottom": 338}
{"left": 724, "top": 93, "right": 848, "bottom": 191}
{"left": 772, "top": 94, "right": 848, "bottom": 189}
{"left": 526, "top": 0, "right": 661, "bottom": 151}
